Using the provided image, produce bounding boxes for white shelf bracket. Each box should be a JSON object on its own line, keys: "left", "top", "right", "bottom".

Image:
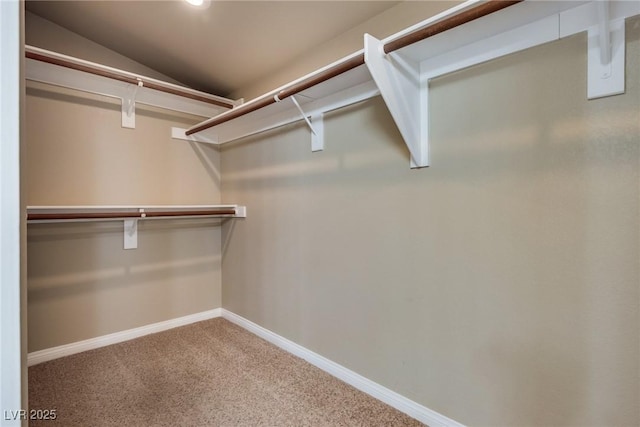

{"left": 588, "top": 1, "right": 625, "bottom": 99}
{"left": 123, "top": 218, "right": 138, "bottom": 249}
{"left": 364, "top": 34, "right": 428, "bottom": 168}
{"left": 310, "top": 113, "right": 325, "bottom": 152}
{"left": 121, "top": 80, "right": 143, "bottom": 129}
{"left": 289, "top": 95, "right": 324, "bottom": 152}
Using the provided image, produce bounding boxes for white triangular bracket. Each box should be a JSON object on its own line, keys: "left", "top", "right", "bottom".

{"left": 310, "top": 113, "right": 324, "bottom": 152}
{"left": 290, "top": 95, "right": 324, "bottom": 152}
{"left": 121, "top": 79, "right": 143, "bottom": 129}
{"left": 587, "top": 1, "right": 625, "bottom": 99}
{"left": 364, "top": 34, "right": 428, "bottom": 168}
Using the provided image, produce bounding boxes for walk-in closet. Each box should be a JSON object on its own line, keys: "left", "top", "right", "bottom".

{"left": 1, "top": 1, "right": 639, "bottom": 425}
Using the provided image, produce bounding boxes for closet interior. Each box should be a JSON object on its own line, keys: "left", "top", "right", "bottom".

{"left": 13, "top": 0, "right": 640, "bottom": 425}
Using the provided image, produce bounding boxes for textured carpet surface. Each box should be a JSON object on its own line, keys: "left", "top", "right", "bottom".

{"left": 29, "top": 318, "right": 424, "bottom": 426}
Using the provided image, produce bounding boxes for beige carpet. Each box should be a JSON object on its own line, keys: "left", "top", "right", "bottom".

{"left": 29, "top": 318, "right": 424, "bottom": 426}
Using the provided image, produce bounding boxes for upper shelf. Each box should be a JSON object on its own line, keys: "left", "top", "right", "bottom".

{"left": 180, "top": 0, "right": 523, "bottom": 144}
{"left": 178, "top": 0, "right": 639, "bottom": 168}
{"left": 174, "top": 50, "right": 376, "bottom": 147}
{"left": 25, "top": 45, "right": 240, "bottom": 125}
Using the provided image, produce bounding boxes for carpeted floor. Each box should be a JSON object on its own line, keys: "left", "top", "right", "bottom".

{"left": 29, "top": 318, "right": 424, "bottom": 426}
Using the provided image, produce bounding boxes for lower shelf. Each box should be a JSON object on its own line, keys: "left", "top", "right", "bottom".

{"left": 26, "top": 204, "right": 246, "bottom": 222}
{"left": 26, "top": 204, "right": 247, "bottom": 249}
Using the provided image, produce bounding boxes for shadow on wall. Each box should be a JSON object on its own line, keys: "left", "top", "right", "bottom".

{"left": 27, "top": 217, "right": 223, "bottom": 351}
{"left": 26, "top": 81, "right": 221, "bottom": 206}
{"left": 221, "top": 98, "right": 638, "bottom": 195}
{"left": 27, "top": 85, "right": 121, "bottom": 111}
{"left": 189, "top": 140, "right": 221, "bottom": 189}
{"left": 26, "top": 84, "right": 208, "bottom": 123}
{"left": 27, "top": 220, "right": 221, "bottom": 301}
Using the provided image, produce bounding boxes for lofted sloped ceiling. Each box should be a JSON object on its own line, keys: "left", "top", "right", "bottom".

{"left": 25, "top": 1, "right": 401, "bottom": 98}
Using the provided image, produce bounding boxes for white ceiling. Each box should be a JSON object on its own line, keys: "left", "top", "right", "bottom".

{"left": 25, "top": 1, "right": 401, "bottom": 97}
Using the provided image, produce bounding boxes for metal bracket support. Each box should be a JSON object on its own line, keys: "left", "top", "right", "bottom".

{"left": 364, "top": 34, "right": 428, "bottom": 168}
{"left": 588, "top": 2, "right": 625, "bottom": 99}
{"left": 121, "top": 79, "right": 143, "bottom": 128}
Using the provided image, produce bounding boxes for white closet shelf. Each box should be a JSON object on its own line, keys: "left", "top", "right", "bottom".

{"left": 178, "top": 0, "right": 640, "bottom": 168}
{"left": 173, "top": 51, "right": 376, "bottom": 152}
{"left": 27, "top": 205, "right": 247, "bottom": 250}
{"left": 26, "top": 205, "right": 247, "bottom": 223}
{"left": 25, "top": 45, "right": 241, "bottom": 128}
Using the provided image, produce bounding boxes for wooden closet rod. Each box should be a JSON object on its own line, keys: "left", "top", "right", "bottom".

{"left": 186, "top": 53, "right": 365, "bottom": 135}
{"left": 383, "top": 0, "right": 523, "bottom": 54}
{"left": 25, "top": 50, "right": 236, "bottom": 110}
{"left": 27, "top": 209, "right": 238, "bottom": 221}
{"left": 185, "top": 0, "right": 521, "bottom": 136}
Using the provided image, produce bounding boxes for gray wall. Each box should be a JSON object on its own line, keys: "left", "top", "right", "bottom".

{"left": 221, "top": 20, "right": 640, "bottom": 426}
{"left": 25, "top": 55, "right": 222, "bottom": 350}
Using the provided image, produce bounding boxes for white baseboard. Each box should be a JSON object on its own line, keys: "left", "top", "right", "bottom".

{"left": 27, "top": 307, "right": 462, "bottom": 426}
{"left": 221, "top": 309, "right": 464, "bottom": 427}
{"left": 27, "top": 308, "right": 222, "bottom": 366}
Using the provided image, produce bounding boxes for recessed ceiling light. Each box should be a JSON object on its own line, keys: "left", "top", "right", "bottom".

{"left": 184, "top": 0, "right": 211, "bottom": 9}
